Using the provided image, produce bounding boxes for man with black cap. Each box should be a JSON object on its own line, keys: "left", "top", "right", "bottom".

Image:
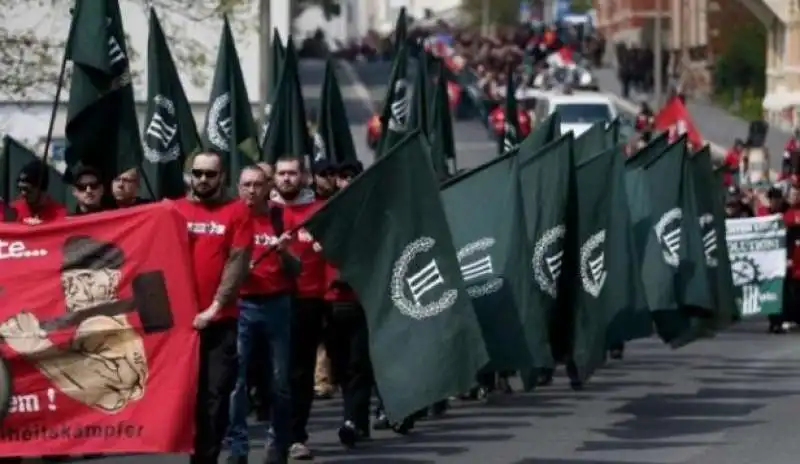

{"left": 311, "top": 160, "right": 338, "bottom": 200}
{"left": 7, "top": 160, "right": 66, "bottom": 224}
{"left": 70, "top": 166, "right": 108, "bottom": 216}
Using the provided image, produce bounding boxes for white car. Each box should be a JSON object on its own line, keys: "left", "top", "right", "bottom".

{"left": 533, "top": 91, "right": 618, "bottom": 136}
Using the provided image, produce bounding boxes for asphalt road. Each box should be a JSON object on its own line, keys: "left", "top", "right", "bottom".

{"left": 298, "top": 59, "right": 497, "bottom": 171}
{"left": 43, "top": 320, "right": 800, "bottom": 464}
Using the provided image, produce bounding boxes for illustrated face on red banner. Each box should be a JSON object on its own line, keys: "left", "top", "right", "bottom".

{"left": 0, "top": 202, "right": 198, "bottom": 457}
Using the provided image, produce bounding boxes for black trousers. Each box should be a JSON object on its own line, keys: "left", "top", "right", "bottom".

{"left": 290, "top": 298, "right": 327, "bottom": 444}
{"left": 191, "top": 319, "right": 238, "bottom": 464}
{"left": 327, "top": 301, "right": 373, "bottom": 431}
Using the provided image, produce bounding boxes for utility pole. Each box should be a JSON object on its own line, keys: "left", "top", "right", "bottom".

{"left": 259, "top": 0, "right": 272, "bottom": 115}
{"left": 653, "top": 0, "right": 663, "bottom": 108}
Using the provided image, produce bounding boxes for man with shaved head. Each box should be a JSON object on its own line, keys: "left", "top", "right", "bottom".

{"left": 173, "top": 151, "right": 254, "bottom": 464}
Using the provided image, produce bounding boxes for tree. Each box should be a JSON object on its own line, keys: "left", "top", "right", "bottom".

{"left": 0, "top": 0, "right": 340, "bottom": 100}
{"left": 461, "top": 0, "right": 521, "bottom": 28}
{"left": 570, "top": 0, "right": 593, "bottom": 14}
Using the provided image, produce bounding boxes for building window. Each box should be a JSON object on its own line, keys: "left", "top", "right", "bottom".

{"left": 773, "top": 22, "right": 787, "bottom": 68}
{"left": 44, "top": 137, "right": 67, "bottom": 163}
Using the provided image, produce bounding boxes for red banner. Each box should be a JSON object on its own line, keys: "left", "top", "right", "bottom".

{"left": 0, "top": 202, "right": 198, "bottom": 457}
{"left": 654, "top": 96, "right": 704, "bottom": 150}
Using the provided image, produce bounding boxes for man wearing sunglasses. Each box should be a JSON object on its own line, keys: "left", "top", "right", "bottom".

{"left": 112, "top": 168, "right": 151, "bottom": 208}
{"left": 70, "top": 166, "right": 107, "bottom": 216}
{"left": 173, "top": 152, "right": 253, "bottom": 464}
{"left": 7, "top": 161, "right": 66, "bottom": 224}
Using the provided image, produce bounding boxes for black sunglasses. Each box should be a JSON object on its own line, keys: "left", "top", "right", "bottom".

{"left": 191, "top": 169, "right": 220, "bottom": 179}
{"left": 75, "top": 182, "right": 100, "bottom": 192}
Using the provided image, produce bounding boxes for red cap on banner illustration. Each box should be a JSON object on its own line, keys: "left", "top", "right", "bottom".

{"left": 0, "top": 202, "right": 198, "bottom": 457}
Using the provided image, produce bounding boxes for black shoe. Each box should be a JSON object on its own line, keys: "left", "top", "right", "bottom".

{"left": 391, "top": 417, "right": 414, "bottom": 435}
{"left": 227, "top": 455, "right": 247, "bottom": 464}
{"left": 372, "top": 412, "right": 390, "bottom": 430}
{"left": 428, "top": 400, "right": 448, "bottom": 418}
{"left": 537, "top": 371, "right": 554, "bottom": 386}
{"left": 263, "top": 447, "right": 287, "bottom": 464}
{"left": 338, "top": 421, "right": 358, "bottom": 448}
{"left": 609, "top": 348, "right": 624, "bottom": 360}
{"left": 570, "top": 380, "right": 584, "bottom": 391}
{"left": 497, "top": 377, "right": 513, "bottom": 394}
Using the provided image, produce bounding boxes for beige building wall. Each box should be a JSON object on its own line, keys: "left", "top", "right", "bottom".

{"left": 762, "top": 1, "right": 800, "bottom": 130}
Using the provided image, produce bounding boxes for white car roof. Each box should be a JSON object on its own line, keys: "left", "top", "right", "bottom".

{"left": 542, "top": 92, "right": 615, "bottom": 106}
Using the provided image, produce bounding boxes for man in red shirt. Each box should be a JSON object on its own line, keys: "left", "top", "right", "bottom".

{"left": 226, "top": 165, "right": 296, "bottom": 464}
{"left": 722, "top": 139, "right": 744, "bottom": 187}
{"left": 173, "top": 152, "right": 253, "bottom": 464}
{"left": 8, "top": 161, "right": 66, "bottom": 224}
{"left": 270, "top": 154, "right": 326, "bottom": 460}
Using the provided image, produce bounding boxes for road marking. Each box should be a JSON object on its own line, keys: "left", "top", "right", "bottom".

{"left": 336, "top": 61, "right": 378, "bottom": 115}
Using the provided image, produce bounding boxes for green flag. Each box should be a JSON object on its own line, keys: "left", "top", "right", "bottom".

{"left": 625, "top": 131, "right": 669, "bottom": 170}
{"left": 313, "top": 59, "right": 357, "bottom": 165}
{"left": 518, "top": 134, "right": 576, "bottom": 373}
{"left": 571, "top": 144, "right": 631, "bottom": 381}
{"left": 429, "top": 60, "right": 456, "bottom": 176}
{"left": 690, "top": 146, "right": 737, "bottom": 329}
{"left": 202, "top": 16, "right": 261, "bottom": 185}
{"left": 605, "top": 118, "right": 620, "bottom": 147}
{"left": 303, "top": 130, "right": 488, "bottom": 421}
{"left": 260, "top": 29, "right": 286, "bottom": 140}
{"left": 638, "top": 137, "right": 698, "bottom": 343}
{"left": 440, "top": 154, "right": 549, "bottom": 371}
{"left": 393, "top": 7, "right": 407, "bottom": 54}
{"left": 261, "top": 39, "right": 312, "bottom": 164}
{"left": 64, "top": 0, "right": 142, "bottom": 181}
{"left": 518, "top": 113, "right": 561, "bottom": 162}
{"left": 269, "top": 29, "right": 285, "bottom": 97}
{"left": 410, "top": 56, "right": 430, "bottom": 139}
{"left": 676, "top": 142, "right": 716, "bottom": 314}
{"left": 142, "top": 8, "right": 201, "bottom": 200}
{"left": 573, "top": 122, "right": 606, "bottom": 164}
{"left": 1, "top": 136, "right": 67, "bottom": 205}
{"left": 500, "top": 68, "right": 521, "bottom": 155}
{"left": 605, "top": 142, "right": 652, "bottom": 345}
{"left": 376, "top": 44, "right": 411, "bottom": 156}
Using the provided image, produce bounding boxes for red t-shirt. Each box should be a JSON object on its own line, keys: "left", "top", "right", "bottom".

{"left": 174, "top": 197, "right": 253, "bottom": 320}
{"left": 10, "top": 196, "right": 67, "bottom": 224}
{"left": 240, "top": 207, "right": 296, "bottom": 297}
{"left": 722, "top": 149, "right": 741, "bottom": 187}
{"left": 282, "top": 198, "right": 327, "bottom": 299}
{"left": 323, "top": 262, "right": 357, "bottom": 302}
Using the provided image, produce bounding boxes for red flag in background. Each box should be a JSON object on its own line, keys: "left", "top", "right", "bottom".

{"left": 0, "top": 202, "right": 198, "bottom": 457}
{"left": 654, "top": 96, "right": 704, "bottom": 150}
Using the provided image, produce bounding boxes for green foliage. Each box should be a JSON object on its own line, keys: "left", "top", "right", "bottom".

{"left": 713, "top": 22, "right": 766, "bottom": 97}
{"left": 461, "top": 0, "right": 521, "bottom": 27}
{"left": 570, "top": 0, "right": 592, "bottom": 13}
{"left": 713, "top": 89, "right": 764, "bottom": 121}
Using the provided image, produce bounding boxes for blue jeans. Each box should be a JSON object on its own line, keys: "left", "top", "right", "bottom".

{"left": 227, "top": 294, "right": 292, "bottom": 456}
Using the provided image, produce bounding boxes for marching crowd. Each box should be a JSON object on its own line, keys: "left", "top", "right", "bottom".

{"left": 1, "top": 150, "right": 374, "bottom": 464}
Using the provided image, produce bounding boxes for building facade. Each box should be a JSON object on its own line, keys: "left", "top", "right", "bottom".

{"left": 757, "top": 0, "right": 800, "bottom": 130}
